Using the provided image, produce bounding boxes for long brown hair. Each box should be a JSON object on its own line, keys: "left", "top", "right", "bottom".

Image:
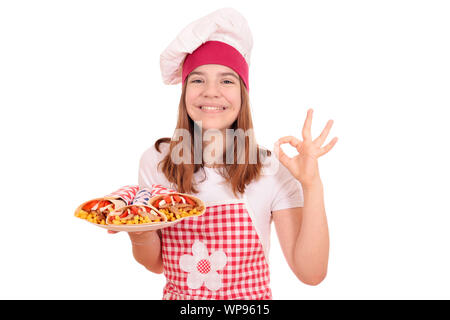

{"left": 155, "top": 77, "right": 271, "bottom": 198}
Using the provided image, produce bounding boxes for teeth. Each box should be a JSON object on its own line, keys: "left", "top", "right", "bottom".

{"left": 201, "top": 106, "right": 225, "bottom": 110}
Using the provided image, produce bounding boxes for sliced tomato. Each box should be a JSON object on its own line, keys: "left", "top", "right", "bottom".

{"left": 163, "top": 196, "right": 172, "bottom": 203}
{"left": 143, "top": 206, "right": 151, "bottom": 213}
{"left": 97, "top": 200, "right": 109, "bottom": 209}
{"left": 82, "top": 200, "right": 98, "bottom": 211}
{"left": 173, "top": 195, "right": 182, "bottom": 203}
{"left": 129, "top": 206, "right": 140, "bottom": 215}
{"left": 119, "top": 211, "right": 128, "bottom": 218}
{"left": 185, "top": 197, "right": 196, "bottom": 206}
{"left": 154, "top": 199, "right": 162, "bottom": 208}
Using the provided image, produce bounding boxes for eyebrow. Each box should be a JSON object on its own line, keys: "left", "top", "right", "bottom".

{"left": 188, "top": 71, "right": 239, "bottom": 80}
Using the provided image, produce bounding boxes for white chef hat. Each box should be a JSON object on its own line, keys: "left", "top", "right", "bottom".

{"left": 160, "top": 7, "right": 253, "bottom": 91}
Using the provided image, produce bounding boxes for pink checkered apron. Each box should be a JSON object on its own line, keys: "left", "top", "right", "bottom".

{"left": 160, "top": 197, "right": 272, "bottom": 300}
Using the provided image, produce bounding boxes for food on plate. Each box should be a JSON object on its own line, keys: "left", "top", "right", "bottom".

{"left": 75, "top": 198, "right": 126, "bottom": 225}
{"left": 149, "top": 193, "right": 205, "bottom": 222}
{"left": 75, "top": 185, "right": 206, "bottom": 229}
{"left": 74, "top": 185, "right": 139, "bottom": 225}
{"left": 106, "top": 205, "right": 167, "bottom": 225}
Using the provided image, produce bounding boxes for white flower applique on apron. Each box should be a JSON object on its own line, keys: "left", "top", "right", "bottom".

{"left": 179, "top": 240, "right": 227, "bottom": 291}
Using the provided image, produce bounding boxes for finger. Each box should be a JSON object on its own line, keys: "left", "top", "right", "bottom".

{"left": 277, "top": 136, "right": 303, "bottom": 153}
{"left": 313, "top": 119, "right": 334, "bottom": 147}
{"left": 277, "top": 136, "right": 302, "bottom": 159}
{"left": 108, "top": 230, "right": 119, "bottom": 234}
{"left": 318, "top": 137, "right": 338, "bottom": 157}
{"left": 302, "top": 109, "right": 313, "bottom": 141}
{"left": 274, "top": 136, "right": 303, "bottom": 168}
{"left": 274, "top": 141, "right": 290, "bottom": 167}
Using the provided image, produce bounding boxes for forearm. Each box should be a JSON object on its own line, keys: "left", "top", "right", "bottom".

{"left": 129, "top": 231, "right": 164, "bottom": 274}
{"left": 294, "top": 179, "right": 329, "bottom": 284}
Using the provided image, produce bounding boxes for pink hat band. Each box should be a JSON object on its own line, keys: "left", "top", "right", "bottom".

{"left": 182, "top": 41, "right": 249, "bottom": 91}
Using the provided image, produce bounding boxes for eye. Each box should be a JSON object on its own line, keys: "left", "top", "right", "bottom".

{"left": 191, "top": 79, "right": 203, "bottom": 83}
{"left": 223, "top": 80, "right": 234, "bottom": 84}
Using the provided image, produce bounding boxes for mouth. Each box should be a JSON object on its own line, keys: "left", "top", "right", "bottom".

{"left": 198, "top": 105, "right": 228, "bottom": 113}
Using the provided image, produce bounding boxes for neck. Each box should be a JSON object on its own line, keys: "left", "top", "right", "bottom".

{"left": 201, "top": 128, "right": 233, "bottom": 168}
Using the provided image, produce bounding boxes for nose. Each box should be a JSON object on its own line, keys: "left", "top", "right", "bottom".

{"left": 202, "top": 81, "right": 221, "bottom": 98}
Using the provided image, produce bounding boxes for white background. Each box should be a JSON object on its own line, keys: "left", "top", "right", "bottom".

{"left": 1, "top": 0, "right": 449, "bottom": 299}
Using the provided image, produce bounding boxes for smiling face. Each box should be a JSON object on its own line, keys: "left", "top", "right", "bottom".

{"left": 185, "top": 64, "right": 242, "bottom": 131}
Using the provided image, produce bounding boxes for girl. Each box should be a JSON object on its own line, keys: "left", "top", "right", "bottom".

{"left": 111, "top": 8, "right": 338, "bottom": 300}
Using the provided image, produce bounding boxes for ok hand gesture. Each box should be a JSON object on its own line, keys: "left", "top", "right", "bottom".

{"left": 274, "top": 109, "right": 338, "bottom": 187}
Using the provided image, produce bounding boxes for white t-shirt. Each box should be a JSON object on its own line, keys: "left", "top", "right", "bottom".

{"left": 138, "top": 141, "right": 304, "bottom": 261}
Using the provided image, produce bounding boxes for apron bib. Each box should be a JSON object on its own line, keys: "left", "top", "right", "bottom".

{"left": 160, "top": 196, "right": 272, "bottom": 300}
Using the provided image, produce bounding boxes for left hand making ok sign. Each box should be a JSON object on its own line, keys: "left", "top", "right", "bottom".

{"left": 274, "top": 109, "right": 338, "bottom": 187}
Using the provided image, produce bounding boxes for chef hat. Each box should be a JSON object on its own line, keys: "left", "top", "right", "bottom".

{"left": 160, "top": 7, "right": 253, "bottom": 91}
